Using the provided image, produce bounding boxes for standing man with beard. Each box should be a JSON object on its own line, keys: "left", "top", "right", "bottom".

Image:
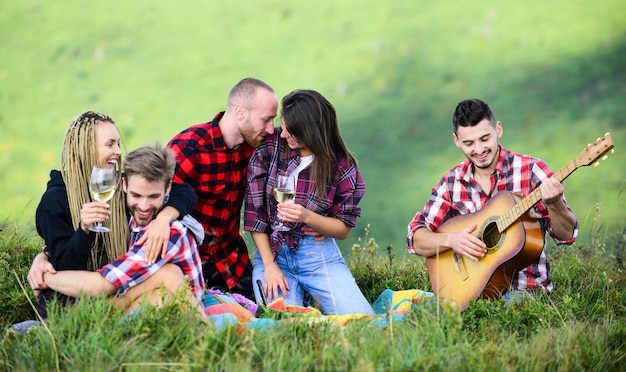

{"left": 167, "top": 78, "right": 278, "bottom": 301}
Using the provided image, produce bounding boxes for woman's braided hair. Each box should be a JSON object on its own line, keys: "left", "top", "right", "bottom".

{"left": 61, "top": 110, "right": 129, "bottom": 270}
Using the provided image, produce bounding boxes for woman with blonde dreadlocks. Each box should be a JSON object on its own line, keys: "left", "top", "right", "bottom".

{"left": 27, "top": 110, "right": 198, "bottom": 318}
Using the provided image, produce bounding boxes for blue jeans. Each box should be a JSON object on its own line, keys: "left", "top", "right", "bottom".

{"left": 253, "top": 236, "right": 374, "bottom": 315}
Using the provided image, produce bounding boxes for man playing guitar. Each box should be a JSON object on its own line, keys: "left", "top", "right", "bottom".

{"left": 407, "top": 98, "right": 579, "bottom": 310}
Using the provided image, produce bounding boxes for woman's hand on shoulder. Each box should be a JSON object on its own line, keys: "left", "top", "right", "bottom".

{"left": 136, "top": 215, "right": 171, "bottom": 264}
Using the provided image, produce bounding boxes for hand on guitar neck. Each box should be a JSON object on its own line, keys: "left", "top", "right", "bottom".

{"left": 539, "top": 177, "right": 577, "bottom": 242}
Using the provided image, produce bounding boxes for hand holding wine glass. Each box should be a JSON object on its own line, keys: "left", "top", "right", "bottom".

{"left": 272, "top": 174, "right": 296, "bottom": 232}
{"left": 88, "top": 165, "right": 118, "bottom": 232}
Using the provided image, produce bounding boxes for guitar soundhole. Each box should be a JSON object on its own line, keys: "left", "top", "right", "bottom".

{"left": 481, "top": 220, "right": 502, "bottom": 253}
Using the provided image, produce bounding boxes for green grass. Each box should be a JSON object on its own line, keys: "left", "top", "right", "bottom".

{"left": 1, "top": 1, "right": 625, "bottom": 256}
{"left": 2, "top": 221, "right": 625, "bottom": 371}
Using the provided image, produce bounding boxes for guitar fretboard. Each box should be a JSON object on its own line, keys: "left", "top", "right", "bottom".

{"left": 495, "top": 158, "right": 581, "bottom": 233}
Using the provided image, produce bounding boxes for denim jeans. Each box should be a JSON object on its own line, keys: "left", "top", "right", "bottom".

{"left": 253, "top": 236, "right": 374, "bottom": 315}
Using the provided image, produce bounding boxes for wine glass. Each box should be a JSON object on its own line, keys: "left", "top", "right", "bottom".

{"left": 88, "top": 165, "right": 118, "bottom": 232}
{"left": 272, "top": 174, "right": 296, "bottom": 232}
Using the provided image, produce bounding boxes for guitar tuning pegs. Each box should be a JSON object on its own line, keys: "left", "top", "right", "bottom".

{"left": 602, "top": 155, "right": 609, "bottom": 161}
{"left": 594, "top": 162, "right": 600, "bottom": 167}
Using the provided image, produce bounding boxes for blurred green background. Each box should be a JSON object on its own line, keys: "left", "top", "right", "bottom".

{"left": 1, "top": 0, "right": 624, "bottom": 257}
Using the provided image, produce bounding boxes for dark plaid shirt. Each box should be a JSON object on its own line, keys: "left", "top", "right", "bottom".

{"left": 244, "top": 128, "right": 365, "bottom": 255}
{"left": 167, "top": 112, "right": 252, "bottom": 289}
{"left": 407, "top": 145, "right": 578, "bottom": 292}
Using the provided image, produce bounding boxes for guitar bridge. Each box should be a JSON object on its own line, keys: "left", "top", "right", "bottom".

{"left": 452, "top": 252, "right": 469, "bottom": 280}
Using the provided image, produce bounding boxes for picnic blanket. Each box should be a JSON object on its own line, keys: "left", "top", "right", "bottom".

{"left": 203, "top": 288, "right": 435, "bottom": 331}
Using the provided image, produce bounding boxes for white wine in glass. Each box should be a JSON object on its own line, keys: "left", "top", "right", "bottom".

{"left": 88, "top": 165, "right": 117, "bottom": 232}
{"left": 272, "top": 174, "right": 296, "bottom": 232}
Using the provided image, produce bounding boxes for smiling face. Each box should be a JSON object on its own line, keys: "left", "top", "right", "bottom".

{"left": 453, "top": 118, "right": 503, "bottom": 174}
{"left": 239, "top": 88, "right": 278, "bottom": 148}
{"left": 96, "top": 121, "right": 122, "bottom": 169}
{"left": 280, "top": 117, "right": 312, "bottom": 156}
{"left": 123, "top": 175, "right": 171, "bottom": 227}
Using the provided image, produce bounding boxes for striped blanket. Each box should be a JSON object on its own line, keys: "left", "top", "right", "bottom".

{"left": 203, "top": 288, "right": 435, "bottom": 331}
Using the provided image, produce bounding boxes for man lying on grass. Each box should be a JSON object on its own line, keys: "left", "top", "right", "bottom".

{"left": 43, "top": 144, "right": 207, "bottom": 320}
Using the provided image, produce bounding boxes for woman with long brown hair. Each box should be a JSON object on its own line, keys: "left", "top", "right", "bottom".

{"left": 244, "top": 90, "right": 374, "bottom": 315}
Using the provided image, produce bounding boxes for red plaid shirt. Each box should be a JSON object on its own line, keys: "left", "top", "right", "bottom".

{"left": 167, "top": 112, "right": 251, "bottom": 289}
{"left": 98, "top": 217, "right": 204, "bottom": 301}
{"left": 407, "top": 145, "right": 578, "bottom": 292}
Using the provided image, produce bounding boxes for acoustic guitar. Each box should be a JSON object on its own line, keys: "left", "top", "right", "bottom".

{"left": 426, "top": 133, "right": 614, "bottom": 311}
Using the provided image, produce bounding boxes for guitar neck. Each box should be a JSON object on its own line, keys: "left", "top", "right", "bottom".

{"left": 497, "top": 159, "right": 578, "bottom": 232}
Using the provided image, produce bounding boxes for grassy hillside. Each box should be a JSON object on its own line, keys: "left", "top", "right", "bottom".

{"left": 1, "top": 0, "right": 624, "bottom": 254}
